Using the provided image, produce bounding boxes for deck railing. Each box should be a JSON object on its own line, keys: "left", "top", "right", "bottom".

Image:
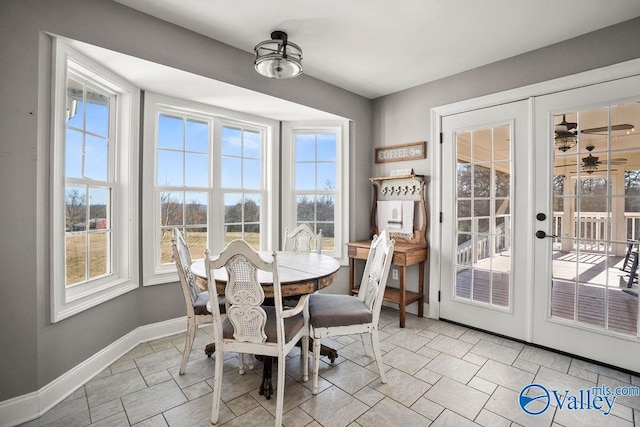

{"left": 456, "top": 212, "right": 639, "bottom": 263}
{"left": 456, "top": 218, "right": 509, "bottom": 265}
{"left": 551, "top": 212, "right": 640, "bottom": 251}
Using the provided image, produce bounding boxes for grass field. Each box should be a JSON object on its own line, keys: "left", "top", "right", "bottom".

{"left": 65, "top": 232, "right": 109, "bottom": 285}
{"left": 159, "top": 231, "right": 261, "bottom": 263}
{"left": 66, "top": 229, "right": 335, "bottom": 285}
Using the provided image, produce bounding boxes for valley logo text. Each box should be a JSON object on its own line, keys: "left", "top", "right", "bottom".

{"left": 519, "top": 383, "right": 639, "bottom": 416}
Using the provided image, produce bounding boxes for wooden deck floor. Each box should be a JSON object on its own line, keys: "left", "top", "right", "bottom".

{"left": 455, "top": 251, "right": 638, "bottom": 336}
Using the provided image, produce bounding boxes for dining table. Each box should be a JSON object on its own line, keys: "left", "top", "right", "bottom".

{"left": 190, "top": 251, "right": 341, "bottom": 399}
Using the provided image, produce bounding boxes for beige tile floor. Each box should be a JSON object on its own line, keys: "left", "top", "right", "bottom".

{"left": 20, "top": 307, "right": 640, "bottom": 426}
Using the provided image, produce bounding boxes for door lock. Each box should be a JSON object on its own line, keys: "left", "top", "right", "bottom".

{"left": 535, "top": 230, "right": 557, "bottom": 239}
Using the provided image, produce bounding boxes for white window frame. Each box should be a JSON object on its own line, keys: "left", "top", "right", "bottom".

{"left": 51, "top": 40, "right": 139, "bottom": 322}
{"left": 217, "top": 118, "right": 269, "bottom": 250}
{"left": 142, "top": 93, "right": 278, "bottom": 286}
{"left": 282, "top": 121, "right": 350, "bottom": 263}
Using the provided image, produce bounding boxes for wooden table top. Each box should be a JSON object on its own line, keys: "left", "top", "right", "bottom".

{"left": 191, "top": 251, "right": 341, "bottom": 298}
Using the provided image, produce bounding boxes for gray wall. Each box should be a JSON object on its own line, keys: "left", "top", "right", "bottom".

{"left": 0, "top": 0, "right": 373, "bottom": 401}
{"left": 2, "top": 0, "right": 639, "bottom": 404}
{"left": 372, "top": 17, "right": 640, "bottom": 299}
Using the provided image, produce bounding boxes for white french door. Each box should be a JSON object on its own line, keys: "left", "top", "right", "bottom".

{"left": 436, "top": 68, "right": 640, "bottom": 372}
{"left": 440, "top": 100, "right": 531, "bottom": 340}
{"left": 532, "top": 75, "right": 640, "bottom": 372}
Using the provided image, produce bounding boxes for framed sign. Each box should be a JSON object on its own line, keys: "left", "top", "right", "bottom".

{"left": 375, "top": 141, "right": 426, "bottom": 163}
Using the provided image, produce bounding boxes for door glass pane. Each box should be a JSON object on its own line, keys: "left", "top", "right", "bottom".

{"left": 550, "top": 103, "right": 640, "bottom": 336}
{"left": 454, "top": 125, "right": 512, "bottom": 308}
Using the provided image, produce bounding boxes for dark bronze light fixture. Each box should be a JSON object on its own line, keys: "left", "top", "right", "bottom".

{"left": 554, "top": 114, "right": 577, "bottom": 152}
{"left": 254, "top": 31, "right": 303, "bottom": 79}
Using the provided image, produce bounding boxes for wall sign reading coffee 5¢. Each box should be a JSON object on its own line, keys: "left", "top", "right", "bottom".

{"left": 375, "top": 141, "right": 426, "bottom": 163}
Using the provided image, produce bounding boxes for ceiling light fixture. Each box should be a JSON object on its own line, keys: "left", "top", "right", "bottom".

{"left": 254, "top": 31, "right": 303, "bottom": 79}
{"left": 582, "top": 162, "right": 599, "bottom": 174}
{"left": 554, "top": 134, "right": 577, "bottom": 152}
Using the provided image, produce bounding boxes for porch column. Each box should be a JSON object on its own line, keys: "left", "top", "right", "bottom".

{"left": 612, "top": 168, "right": 626, "bottom": 256}
{"left": 561, "top": 175, "right": 575, "bottom": 252}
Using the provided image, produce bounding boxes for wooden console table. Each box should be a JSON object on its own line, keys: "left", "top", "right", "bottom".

{"left": 348, "top": 240, "right": 428, "bottom": 328}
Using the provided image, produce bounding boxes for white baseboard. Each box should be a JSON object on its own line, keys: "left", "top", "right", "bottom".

{"left": 0, "top": 317, "right": 187, "bottom": 427}
{"left": 382, "top": 301, "right": 431, "bottom": 319}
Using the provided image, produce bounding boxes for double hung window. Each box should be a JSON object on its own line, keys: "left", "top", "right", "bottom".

{"left": 51, "top": 41, "right": 139, "bottom": 321}
{"left": 142, "top": 94, "right": 273, "bottom": 285}
{"left": 282, "top": 122, "right": 349, "bottom": 261}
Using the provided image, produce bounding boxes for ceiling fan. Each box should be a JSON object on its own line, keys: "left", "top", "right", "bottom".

{"left": 554, "top": 144, "right": 627, "bottom": 174}
{"left": 555, "top": 114, "right": 635, "bottom": 135}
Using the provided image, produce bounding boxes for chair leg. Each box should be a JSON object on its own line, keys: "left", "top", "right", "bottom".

{"left": 627, "top": 253, "right": 638, "bottom": 288}
{"left": 362, "top": 333, "right": 373, "bottom": 358}
{"left": 621, "top": 243, "right": 633, "bottom": 271}
{"left": 247, "top": 354, "right": 254, "bottom": 370}
{"left": 179, "top": 318, "right": 196, "bottom": 375}
{"left": 275, "top": 354, "right": 286, "bottom": 426}
{"left": 312, "top": 337, "right": 321, "bottom": 394}
{"left": 211, "top": 349, "right": 224, "bottom": 424}
{"left": 238, "top": 353, "right": 245, "bottom": 375}
{"left": 371, "top": 328, "right": 386, "bottom": 384}
{"left": 302, "top": 334, "right": 309, "bottom": 382}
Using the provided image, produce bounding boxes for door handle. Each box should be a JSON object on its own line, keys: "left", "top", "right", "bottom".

{"left": 535, "top": 230, "right": 557, "bottom": 239}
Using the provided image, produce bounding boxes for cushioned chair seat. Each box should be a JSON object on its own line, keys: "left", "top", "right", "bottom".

{"left": 193, "top": 291, "right": 210, "bottom": 315}
{"left": 193, "top": 291, "right": 227, "bottom": 316}
{"left": 222, "top": 306, "right": 304, "bottom": 343}
{"left": 309, "top": 294, "right": 372, "bottom": 328}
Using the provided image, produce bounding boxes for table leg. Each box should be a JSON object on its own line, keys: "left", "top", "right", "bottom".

{"left": 399, "top": 265, "right": 406, "bottom": 328}
{"left": 259, "top": 356, "right": 274, "bottom": 400}
{"left": 349, "top": 257, "right": 356, "bottom": 294}
{"left": 418, "top": 260, "right": 425, "bottom": 318}
{"left": 204, "top": 343, "right": 216, "bottom": 357}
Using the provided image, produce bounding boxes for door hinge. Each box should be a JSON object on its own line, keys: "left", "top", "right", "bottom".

{"left": 439, "top": 212, "right": 443, "bottom": 223}
{"left": 439, "top": 132, "right": 443, "bottom": 144}
{"left": 438, "top": 291, "right": 441, "bottom": 302}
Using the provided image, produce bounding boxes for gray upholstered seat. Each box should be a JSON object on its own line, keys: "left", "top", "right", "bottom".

{"left": 193, "top": 291, "right": 210, "bottom": 316}
{"left": 309, "top": 294, "right": 372, "bottom": 328}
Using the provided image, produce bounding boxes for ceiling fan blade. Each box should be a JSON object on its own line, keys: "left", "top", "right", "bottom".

{"left": 609, "top": 159, "right": 628, "bottom": 165}
{"left": 554, "top": 163, "right": 578, "bottom": 167}
{"left": 569, "top": 169, "right": 618, "bottom": 174}
{"left": 581, "top": 123, "right": 634, "bottom": 134}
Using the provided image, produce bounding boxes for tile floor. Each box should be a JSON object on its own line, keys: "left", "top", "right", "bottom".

{"left": 20, "top": 307, "right": 640, "bottom": 426}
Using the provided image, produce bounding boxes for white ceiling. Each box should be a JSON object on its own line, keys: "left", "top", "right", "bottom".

{"left": 67, "top": 38, "right": 344, "bottom": 122}
{"left": 113, "top": 0, "right": 640, "bottom": 99}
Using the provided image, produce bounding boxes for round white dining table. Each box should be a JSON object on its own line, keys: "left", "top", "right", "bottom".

{"left": 190, "top": 251, "right": 341, "bottom": 298}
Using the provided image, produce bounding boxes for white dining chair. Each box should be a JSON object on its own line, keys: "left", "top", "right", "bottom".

{"left": 205, "top": 240, "right": 309, "bottom": 426}
{"left": 283, "top": 223, "right": 322, "bottom": 254}
{"left": 308, "top": 230, "right": 395, "bottom": 394}
{"left": 172, "top": 228, "right": 213, "bottom": 375}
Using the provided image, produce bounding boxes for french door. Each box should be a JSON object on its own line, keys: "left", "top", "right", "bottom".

{"left": 438, "top": 76, "right": 640, "bottom": 372}
{"left": 440, "top": 100, "right": 531, "bottom": 340}
{"left": 532, "top": 76, "right": 640, "bottom": 372}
